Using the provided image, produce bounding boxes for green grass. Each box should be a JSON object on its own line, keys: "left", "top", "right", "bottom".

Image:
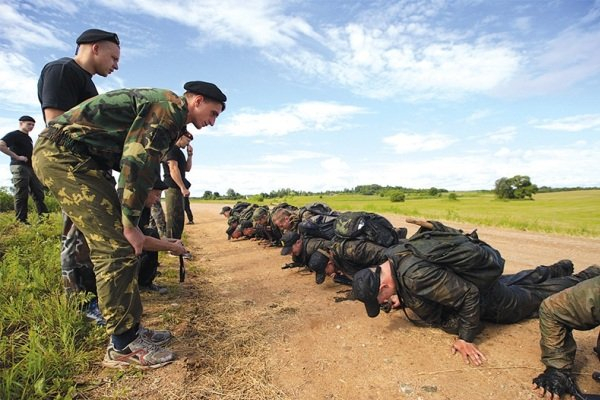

{"left": 222, "top": 190, "right": 600, "bottom": 238}
{"left": 0, "top": 213, "right": 104, "bottom": 400}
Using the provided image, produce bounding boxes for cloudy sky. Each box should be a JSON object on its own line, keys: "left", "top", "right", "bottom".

{"left": 0, "top": 0, "right": 599, "bottom": 196}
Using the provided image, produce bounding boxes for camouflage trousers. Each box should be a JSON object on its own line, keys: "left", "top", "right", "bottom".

{"left": 61, "top": 213, "right": 97, "bottom": 296}
{"left": 538, "top": 275, "right": 600, "bottom": 370}
{"left": 9, "top": 164, "right": 48, "bottom": 222}
{"left": 32, "top": 137, "right": 142, "bottom": 335}
{"left": 165, "top": 187, "right": 184, "bottom": 239}
{"left": 150, "top": 200, "right": 167, "bottom": 237}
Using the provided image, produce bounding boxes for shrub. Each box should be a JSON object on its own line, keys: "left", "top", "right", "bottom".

{"left": 390, "top": 191, "right": 405, "bottom": 202}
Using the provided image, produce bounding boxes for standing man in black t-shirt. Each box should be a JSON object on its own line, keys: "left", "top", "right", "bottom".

{"left": 0, "top": 116, "right": 48, "bottom": 223}
{"left": 162, "top": 131, "right": 193, "bottom": 240}
{"left": 38, "top": 28, "right": 120, "bottom": 123}
{"left": 37, "top": 28, "right": 120, "bottom": 325}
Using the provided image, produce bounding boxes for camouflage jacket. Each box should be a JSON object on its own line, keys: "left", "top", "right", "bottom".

{"left": 41, "top": 88, "right": 187, "bottom": 228}
{"left": 293, "top": 237, "right": 331, "bottom": 266}
{"left": 538, "top": 275, "right": 600, "bottom": 370}
{"left": 389, "top": 250, "right": 487, "bottom": 342}
{"left": 330, "top": 239, "right": 388, "bottom": 277}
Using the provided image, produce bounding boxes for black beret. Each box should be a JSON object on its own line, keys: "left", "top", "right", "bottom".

{"left": 18, "top": 115, "right": 35, "bottom": 123}
{"left": 184, "top": 81, "right": 227, "bottom": 111}
{"left": 76, "top": 29, "right": 120, "bottom": 46}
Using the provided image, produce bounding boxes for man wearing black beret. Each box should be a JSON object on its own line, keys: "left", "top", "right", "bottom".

{"left": 32, "top": 80, "right": 226, "bottom": 368}
{"left": 38, "top": 28, "right": 120, "bottom": 124}
{"left": 37, "top": 28, "right": 121, "bottom": 328}
{"left": 0, "top": 115, "right": 48, "bottom": 223}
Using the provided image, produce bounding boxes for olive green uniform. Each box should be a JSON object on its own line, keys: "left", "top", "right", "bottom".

{"left": 538, "top": 275, "right": 600, "bottom": 370}
{"left": 32, "top": 88, "right": 186, "bottom": 336}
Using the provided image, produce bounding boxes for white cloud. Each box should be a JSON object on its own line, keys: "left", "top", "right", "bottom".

{"left": 382, "top": 132, "right": 457, "bottom": 154}
{"left": 0, "top": 51, "right": 40, "bottom": 109}
{"left": 483, "top": 126, "right": 517, "bottom": 144}
{"left": 0, "top": 3, "right": 70, "bottom": 51}
{"left": 261, "top": 150, "right": 323, "bottom": 164}
{"left": 203, "top": 101, "right": 367, "bottom": 137}
{"left": 96, "top": 0, "right": 321, "bottom": 48}
{"left": 532, "top": 114, "right": 600, "bottom": 132}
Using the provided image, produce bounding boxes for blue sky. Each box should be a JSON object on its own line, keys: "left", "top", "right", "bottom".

{"left": 0, "top": 0, "right": 599, "bottom": 196}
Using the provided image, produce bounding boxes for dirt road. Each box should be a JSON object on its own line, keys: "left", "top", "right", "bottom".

{"left": 85, "top": 203, "right": 600, "bottom": 399}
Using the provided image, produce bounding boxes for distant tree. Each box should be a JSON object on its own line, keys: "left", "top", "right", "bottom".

{"left": 226, "top": 188, "right": 239, "bottom": 199}
{"left": 448, "top": 192, "right": 458, "bottom": 201}
{"left": 389, "top": 191, "right": 405, "bottom": 202}
{"left": 213, "top": 191, "right": 221, "bottom": 198}
{"left": 202, "top": 190, "right": 213, "bottom": 200}
{"left": 494, "top": 175, "right": 538, "bottom": 200}
{"left": 428, "top": 187, "right": 439, "bottom": 196}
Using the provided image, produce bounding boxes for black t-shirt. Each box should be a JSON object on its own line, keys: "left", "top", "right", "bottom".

{"left": 1, "top": 130, "right": 33, "bottom": 166}
{"left": 162, "top": 147, "right": 190, "bottom": 189}
{"left": 37, "top": 57, "right": 98, "bottom": 122}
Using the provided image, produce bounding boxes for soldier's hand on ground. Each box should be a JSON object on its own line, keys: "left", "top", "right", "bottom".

{"left": 532, "top": 368, "right": 577, "bottom": 400}
{"left": 451, "top": 339, "right": 487, "bottom": 366}
{"left": 124, "top": 226, "right": 145, "bottom": 256}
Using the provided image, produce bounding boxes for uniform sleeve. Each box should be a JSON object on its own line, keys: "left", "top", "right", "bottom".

{"left": 403, "top": 263, "right": 482, "bottom": 342}
{"left": 119, "top": 102, "right": 178, "bottom": 228}
{"left": 539, "top": 276, "right": 600, "bottom": 370}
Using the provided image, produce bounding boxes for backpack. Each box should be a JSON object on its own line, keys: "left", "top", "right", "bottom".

{"left": 333, "top": 211, "right": 399, "bottom": 248}
{"left": 298, "top": 202, "right": 337, "bottom": 221}
{"left": 388, "top": 221, "right": 505, "bottom": 290}
{"left": 239, "top": 204, "right": 259, "bottom": 222}
{"left": 298, "top": 214, "right": 338, "bottom": 240}
{"left": 232, "top": 201, "right": 251, "bottom": 215}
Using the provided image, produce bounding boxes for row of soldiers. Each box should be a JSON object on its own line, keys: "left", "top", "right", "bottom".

{"left": 220, "top": 201, "right": 600, "bottom": 399}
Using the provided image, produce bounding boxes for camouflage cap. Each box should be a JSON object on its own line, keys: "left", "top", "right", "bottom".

{"left": 220, "top": 206, "right": 232, "bottom": 214}
{"left": 280, "top": 231, "right": 300, "bottom": 256}
{"left": 252, "top": 207, "right": 268, "bottom": 221}
{"left": 308, "top": 251, "right": 329, "bottom": 284}
{"left": 352, "top": 266, "right": 382, "bottom": 318}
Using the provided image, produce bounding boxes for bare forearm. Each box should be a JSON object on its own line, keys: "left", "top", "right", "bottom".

{"left": 143, "top": 236, "right": 180, "bottom": 252}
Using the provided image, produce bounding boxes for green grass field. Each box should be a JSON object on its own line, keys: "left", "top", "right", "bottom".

{"left": 201, "top": 189, "right": 600, "bottom": 238}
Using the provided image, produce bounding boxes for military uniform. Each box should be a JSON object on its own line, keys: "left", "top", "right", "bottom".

{"left": 330, "top": 239, "right": 388, "bottom": 277}
{"left": 387, "top": 249, "right": 599, "bottom": 343}
{"left": 292, "top": 237, "right": 331, "bottom": 266}
{"left": 538, "top": 275, "right": 600, "bottom": 370}
{"left": 33, "top": 88, "right": 186, "bottom": 336}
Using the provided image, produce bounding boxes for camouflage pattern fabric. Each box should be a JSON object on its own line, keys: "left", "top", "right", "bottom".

{"left": 32, "top": 87, "right": 187, "bottom": 335}
{"left": 9, "top": 164, "right": 48, "bottom": 222}
{"left": 150, "top": 201, "right": 167, "bottom": 237}
{"left": 330, "top": 239, "right": 388, "bottom": 277}
{"left": 41, "top": 88, "right": 186, "bottom": 229}
{"left": 60, "top": 214, "right": 97, "bottom": 295}
{"left": 538, "top": 275, "right": 600, "bottom": 370}
{"left": 292, "top": 237, "right": 331, "bottom": 265}
{"left": 33, "top": 137, "right": 142, "bottom": 335}
{"left": 165, "top": 187, "right": 184, "bottom": 239}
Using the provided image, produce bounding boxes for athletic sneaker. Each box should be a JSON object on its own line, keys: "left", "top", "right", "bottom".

{"left": 138, "top": 325, "right": 173, "bottom": 346}
{"left": 103, "top": 336, "right": 174, "bottom": 369}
